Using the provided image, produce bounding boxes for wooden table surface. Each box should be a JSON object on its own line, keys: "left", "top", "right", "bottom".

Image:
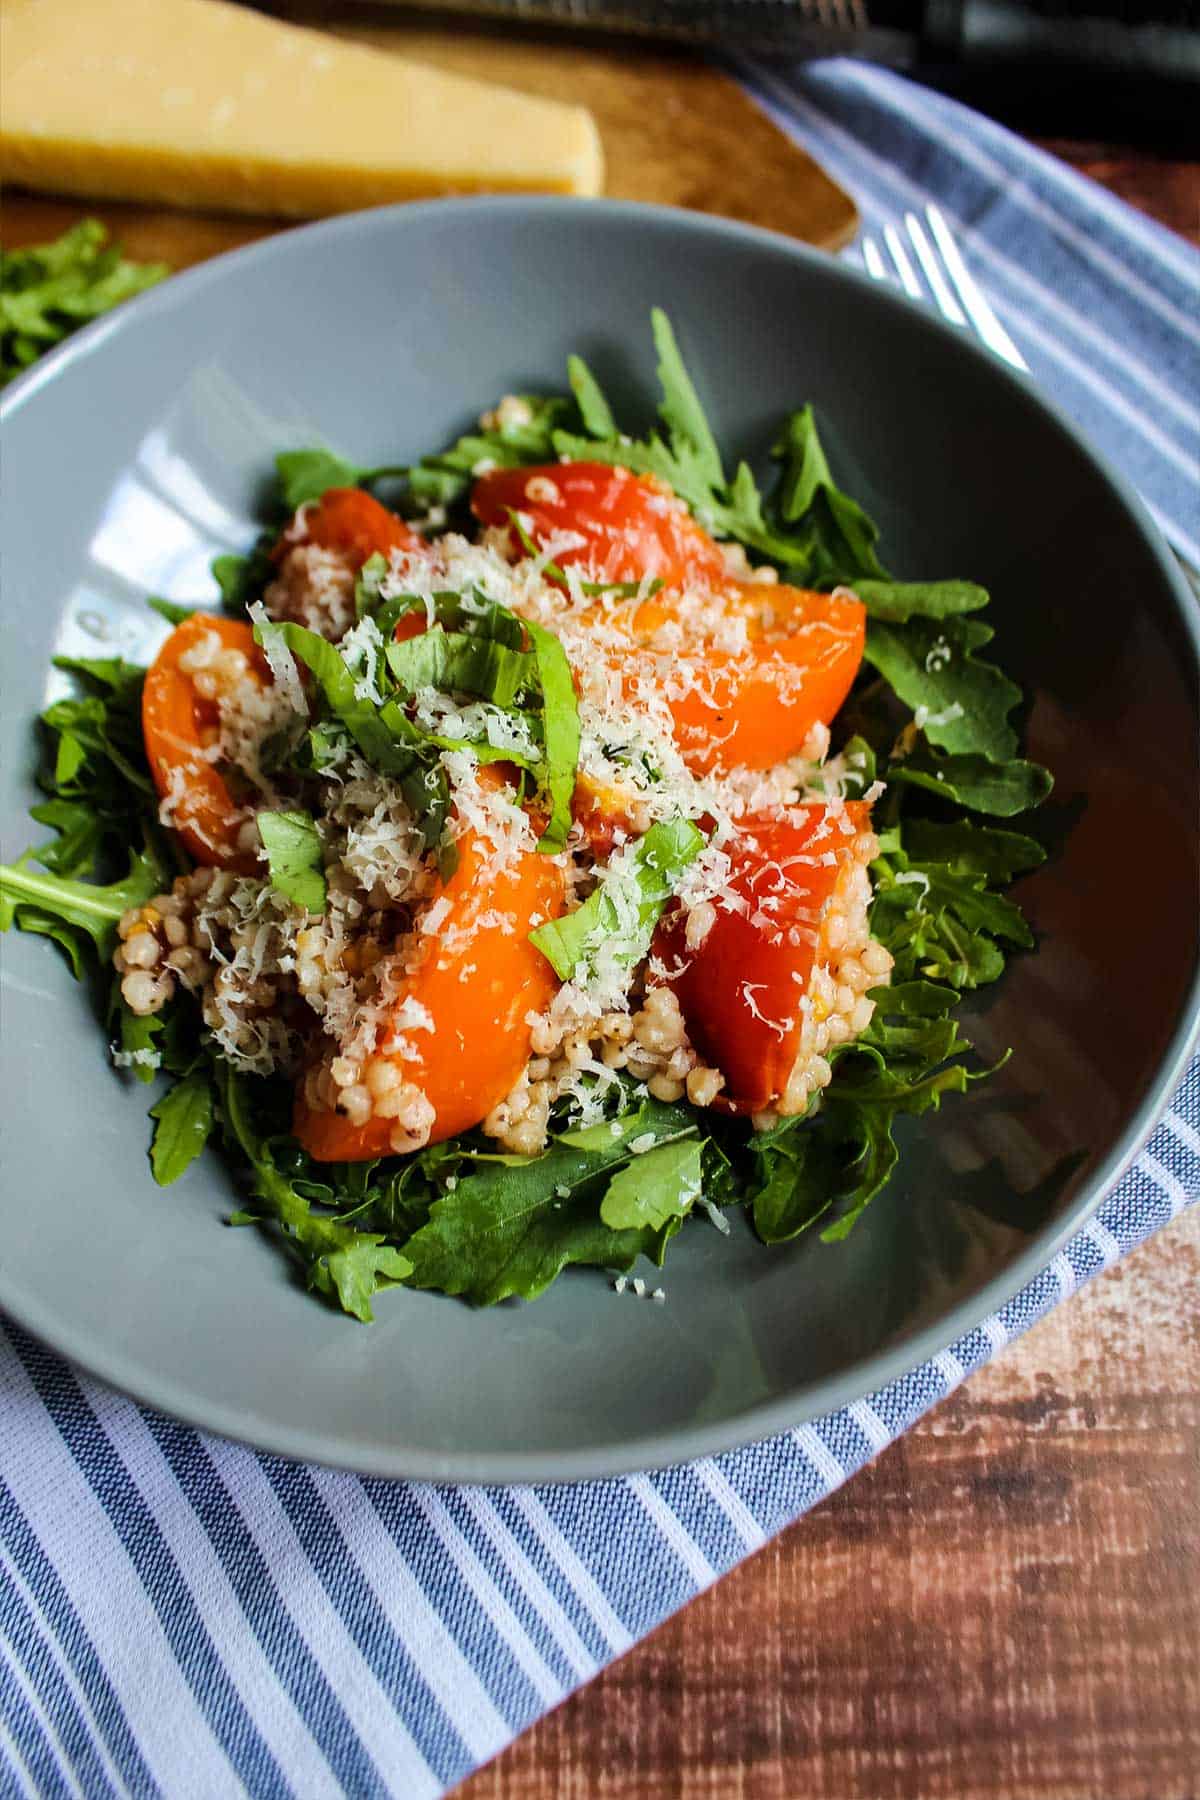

{"left": 455, "top": 143, "right": 1200, "bottom": 1800}
{"left": 3, "top": 40, "right": 1196, "bottom": 1795}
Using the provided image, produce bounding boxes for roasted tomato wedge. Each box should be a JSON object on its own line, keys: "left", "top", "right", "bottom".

{"left": 275, "top": 485, "right": 423, "bottom": 566}
{"left": 142, "top": 614, "right": 270, "bottom": 871}
{"left": 626, "top": 581, "right": 864, "bottom": 774}
{"left": 654, "top": 801, "right": 888, "bottom": 1116}
{"left": 475, "top": 463, "right": 864, "bottom": 774}
{"left": 293, "top": 781, "right": 565, "bottom": 1161}
{"left": 471, "top": 462, "right": 731, "bottom": 586}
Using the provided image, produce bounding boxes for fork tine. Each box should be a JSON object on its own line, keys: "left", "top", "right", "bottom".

{"left": 904, "top": 211, "right": 966, "bottom": 327}
{"left": 861, "top": 235, "right": 888, "bottom": 282}
{"left": 883, "top": 223, "right": 922, "bottom": 298}
{"left": 924, "top": 204, "right": 1029, "bottom": 372}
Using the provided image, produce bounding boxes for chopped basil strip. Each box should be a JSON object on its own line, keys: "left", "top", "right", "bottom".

{"left": 530, "top": 817, "right": 705, "bottom": 984}
{"left": 258, "top": 809, "right": 326, "bottom": 914}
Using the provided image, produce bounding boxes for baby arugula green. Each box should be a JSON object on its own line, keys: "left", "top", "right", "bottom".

{"left": 1, "top": 220, "right": 168, "bottom": 388}
{"left": 0, "top": 656, "right": 173, "bottom": 973}
{"left": 402, "top": 1097, "right": 702, "bottom": 1305}
{"left": 0, "top": 308, "right": 1052, "bottom": 1321}
{"left": 406, "top": 396, "right": 572, "bottom": 510}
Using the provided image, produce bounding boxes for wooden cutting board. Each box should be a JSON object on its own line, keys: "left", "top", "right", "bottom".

{"left": 334, "top": 17, "right": 859, "bottom": 248}
{"left": 0, "top": 8, "right": 856, "bottom": 266}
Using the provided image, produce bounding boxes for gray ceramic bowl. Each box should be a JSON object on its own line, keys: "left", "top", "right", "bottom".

{"left": 2, "top": 199, "right": 1197, "bottom": 1482}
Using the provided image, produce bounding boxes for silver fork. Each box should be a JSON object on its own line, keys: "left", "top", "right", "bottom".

{"left": 861, "top": 203, "right": 1029, "bottom": 372}
{"left": 860, "top": 204, "right": 1200, "bottom": 595}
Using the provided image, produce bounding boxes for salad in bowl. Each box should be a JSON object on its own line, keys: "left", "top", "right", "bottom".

{"left": 0, "top": 311, "right": 1050, "bottom": 1319}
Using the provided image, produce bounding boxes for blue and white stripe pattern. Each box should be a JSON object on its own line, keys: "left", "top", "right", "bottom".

{"left": 2, "top": 64, "right": 1198, "bottom": 1799}
{"left": 734, "top": 58, "right": 1200, "bottom": 568}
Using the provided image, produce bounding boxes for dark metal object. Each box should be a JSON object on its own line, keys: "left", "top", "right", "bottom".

{"left": 296, "top": 0, "right": 1200, "bottom": 63}
{"left": 283, "top": 0, "right": 1198, "bottom": 143}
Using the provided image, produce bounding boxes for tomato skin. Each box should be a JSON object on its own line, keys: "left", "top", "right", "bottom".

{"left": 655, "top": 802, "right": 869, "bottom": 1113}
{"left": 648, "top": 582, "right": 866, "bottom": 774}
{"left": 277, "top": 486, "right": 423, "bottom": 567}
{"left": 293, "top": 788, "right": 565, "bottom": 1162}
{"left": 142, "top": 614, "right": 269, "bottom": 871}
{"left": 471, "top": 462, "right": 730, "bottom": 586}
{"left": 474, "top": 462, "right": 864, "bottom": 775}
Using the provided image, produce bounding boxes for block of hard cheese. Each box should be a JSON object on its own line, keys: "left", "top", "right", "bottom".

{"left": 0, "top": 0, "right": 604, "bottom": 216}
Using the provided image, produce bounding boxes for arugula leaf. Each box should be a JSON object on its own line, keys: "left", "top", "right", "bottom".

{"left": 25, "top": 798, "right": 107, "bottom": 878}
{"left": 651, "top": 308, "right": 726, "bottom": 493}
{"left": 901, "top": 819, "right": 1045, "bottom": 883}
{"left": 403, "top": 1097, "right": 697, "bottom": 1303}
{"left": 771, "top": 403, "right": 887, "bottom": 582}
{"left": 275, "top": 448, "right": 366, "bottom": 509}
{"left": 1, "top": 220, "right": 167, "bottom": 387}
{"left": 52, "top": 654, "right": 145, "bottom": 695}
{"left": 42, "top": 694, "right": 151, "bottom": 795}
{"left": 212, "top": 544, "right": 275, "bottom": 616}
{"left": 41, "top": 655, "right": 154, "bottom": 799}
{"left": 817, "top": 1059, "right": 977, "bottom": 1242}
{"left": 553, "top": 318, "right": 890, "bottom": 580}
{"left": 530, "top": 817, "right": 705, "bottom": 984}
{"left": 552, "top": 414, "right": 794, "bottom": 567}
{"left": 149, "top": 1073, "right": 215, "bottom": 1185}
{"left": 0, "top": 843, "right": 168, "bottom": 966}
{"left": 406, "top": 395, "right": 572, "bottom": 507}
{"left": 857, "top": 980, "right": 970, "bottom": 1072}
{"left": 864, "top": 615, "right": 1022, "bottom": 762}
{"left": 567, "top": 353, "right": 617, "bottom": 437}
{"left": 746, "top": 1118, "right": 834, "bottom": 1243}
{"left": 111, "top": 984, "right": 165, "bottom": 1083}
{"left": 850, "top": 578, "right": 990, "bottom": 622}
{"left": 748, "top": 1055, "right": 973, "bottom": 1245}
{"left": 273, "top": 448, "right": 409, "bottom": 513}
{"left": 891, "top": 750, "right": 1053, "bottom": 817}
{"left": 258, "top": 809, "right": 326, "bottom": 914}
{"left": 217, "top": 1064, "right": 411, "bottom": 1322}
{"left": 869, "top": 829, "right": 1032, "bottom": 991}
{"left": 600, "top": 1138, "right": 703, "bottom": 1232}
{"left": 147, "top": 595, "right": 195, "bottom": 628}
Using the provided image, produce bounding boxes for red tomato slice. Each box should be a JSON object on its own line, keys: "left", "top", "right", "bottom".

{"left": 142, "top": 614, "right": 270, "bottom": 871}
{"left": 629, "top": 581, "right": 865, "bottom": 774}
{"left": 471, "top": 462, "right": 730, "bottom": 586}
{"left": 655, "top": 801, "right": 874, "bottom": 1114}
{"left": 293, "top": 776, "right": 565, "bottom": 1161}
{"left": 474, "top": 462, "right": 864, "bottom": 774}
{"left": 276, "top": 486, "right": 423, "bottom": 567}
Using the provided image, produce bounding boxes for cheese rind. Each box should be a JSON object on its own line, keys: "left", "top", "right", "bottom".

{"left": 0, "top": 0, "right": 604, "bottom": 216}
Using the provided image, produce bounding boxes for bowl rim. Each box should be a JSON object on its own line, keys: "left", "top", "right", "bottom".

{"left": 2, "top": 194, "right": 1197, "bottom": 1484}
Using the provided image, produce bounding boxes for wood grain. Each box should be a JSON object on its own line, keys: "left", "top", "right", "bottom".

{"left": 1032, "top": 142, "right": 1200, "bottom": 248}
{"left": 318, "top": 14, "right": 858, "bottom": 249}
{"left": 459, "top": 1207, "right": 1200, "bottom": 1800}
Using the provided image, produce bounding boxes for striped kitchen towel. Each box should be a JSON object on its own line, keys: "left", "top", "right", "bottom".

{"left": 2, "top": 62, "right": 1198, "bottom": 1800}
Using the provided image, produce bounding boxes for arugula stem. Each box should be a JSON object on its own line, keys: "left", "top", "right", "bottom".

{"left": 0, "top": 861, "right": 129, "bottom": 921}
